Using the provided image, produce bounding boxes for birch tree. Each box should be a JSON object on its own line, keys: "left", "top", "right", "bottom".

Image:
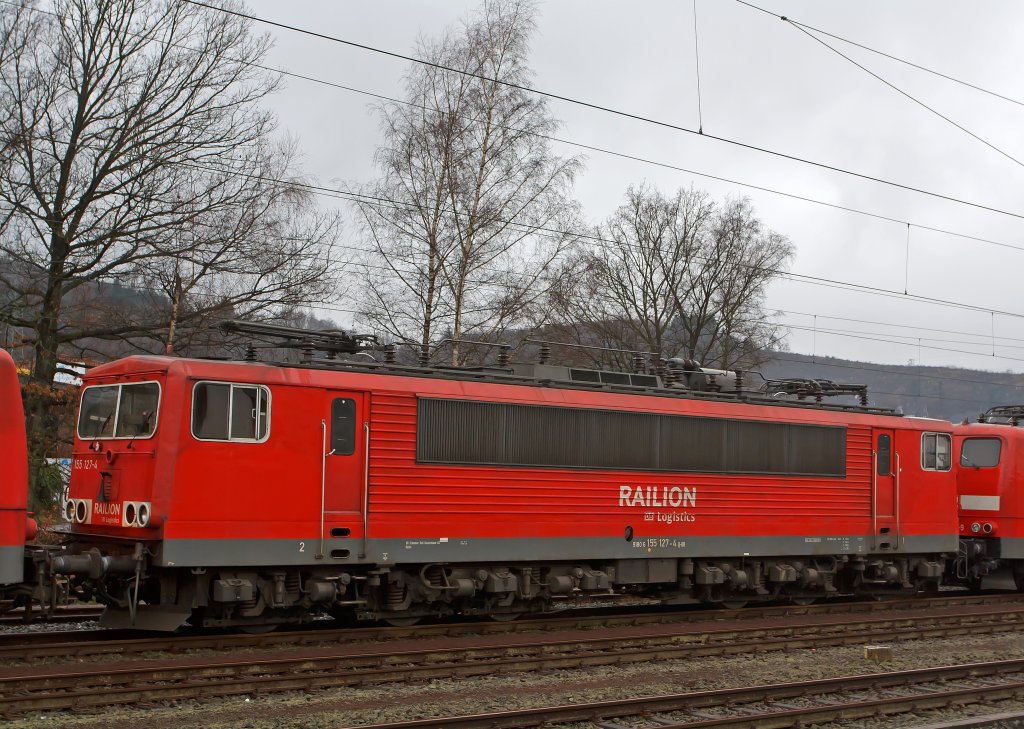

{"left": 353, "top": 0, "right": 583, "bottom": 364}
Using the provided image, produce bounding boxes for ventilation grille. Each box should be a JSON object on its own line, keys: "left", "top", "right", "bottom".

{"left": 416, "top": 398, "right": 846, "bottom": 476}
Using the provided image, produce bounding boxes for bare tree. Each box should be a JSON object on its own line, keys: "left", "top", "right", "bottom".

{"left": 136, "top": 139, "right": 343, "bottom": 357}
{"left": 0, "top": 0, "right": 342, "bottom": 487}
{"left": 352, "top": 0, "right": 583, "bottom": 364}
{"left": 550, "top": 185, "right": 793, "bottom": 372}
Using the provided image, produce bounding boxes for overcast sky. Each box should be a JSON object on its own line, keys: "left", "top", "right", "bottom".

{"left": 244, "top": 0, "right": 1024, "bottom": 375}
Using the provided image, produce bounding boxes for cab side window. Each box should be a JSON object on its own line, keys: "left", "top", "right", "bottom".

{"left": 921, "top": 432, "right": 951, "bottom": 471}
{"left": 192, "top": 382, "right": 270, "bottom": 442}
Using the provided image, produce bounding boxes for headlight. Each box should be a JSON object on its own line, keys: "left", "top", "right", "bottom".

{"left": 971, "top": 522, "right": 982, "bottom": 534}
{"left": 124, "top": 502, "right": 137, "bottom": 527}
{"left": 137, "top": 503, "right": 150, "bottom": 527}
{"left": 64, "top": 500, "right": 75, "bottom": 522}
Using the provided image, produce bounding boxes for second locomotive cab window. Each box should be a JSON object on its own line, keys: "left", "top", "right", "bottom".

{"left": 961, "top": 437, "right": 1001, "bottom": 468}
{"left": 192, "top": 382, "right": 270, "bottom": 442}
{"left": 330, "top": 398, "right": 356, "bottom": 455}
{"left": 921, "top": 432, "right": 952, "bottom": 471}
{"left": 78, "top": 382, "right": 160, "bottom": 439}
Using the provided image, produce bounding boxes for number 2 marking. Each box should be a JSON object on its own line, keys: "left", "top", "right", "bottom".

{"left": 299, "top": 541, "right": 305, "bottom": 553}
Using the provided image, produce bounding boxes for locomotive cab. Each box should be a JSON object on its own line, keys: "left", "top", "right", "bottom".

{"left": 71, "top": 377, "right": 162, "bottom": 530}
{"left": 54, "top": 358, "right": 172, "bottom": 620}
{"left": 67, "top": 361, "right": 166, "bottom": 536}
{"left": 954, "top": 408, "right": 1024, "bottom": 589}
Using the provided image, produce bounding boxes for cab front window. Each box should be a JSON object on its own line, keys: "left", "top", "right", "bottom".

{"left": 961, "top": 437, "right": 1001, "bottom": 468}
{"left": 78, "top": 382, "right": 160, "bottom": 439}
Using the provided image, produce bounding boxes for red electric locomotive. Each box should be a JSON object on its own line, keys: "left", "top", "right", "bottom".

{"left": 44, "top": 322, "right": 958, "bottom": 631}
{"left": 954, "top": 406, "right": 1024, "bottom": 589}
{"left": 0, "top": 349, "right": 34, "bottom": 598}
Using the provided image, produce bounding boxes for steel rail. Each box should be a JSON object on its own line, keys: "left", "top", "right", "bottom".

{"left": 339, "top": 659, "right": 1024, "bottom": 729}
{"left": 1, "top": 592, "right": 1019, "bottom": 661}
{"left": 1, "top": 607, "right": 1024, "bottom": 715}
{"left": 0, "top": 604, "right": 103, "bottom": 626}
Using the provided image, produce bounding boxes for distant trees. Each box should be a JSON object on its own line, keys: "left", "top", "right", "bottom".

{"left": 352, "top": 0, "right": 583, "bottom": 364}
{"left": 0, "top": 0, "right": 341, "bottom": 487}
{"left": 550, "top": 184, "right": 793, "bottom": 372}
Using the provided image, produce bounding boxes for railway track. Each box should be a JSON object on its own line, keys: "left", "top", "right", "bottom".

{"left": 0, "top": 592, "right": 1018, "bottom": 661}
{"left": 1, "top": 597, "right": 1024, "bottom": 716}
{"left": 0, "top": 603, "right": 102, "bottom": 626}
{"left": 343, "top": 659, "right": 1024, "bottom": 728}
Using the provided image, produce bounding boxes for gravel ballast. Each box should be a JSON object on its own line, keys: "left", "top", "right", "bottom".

{"left": 6, "top": 622, "right": 1024, "bottom": 729}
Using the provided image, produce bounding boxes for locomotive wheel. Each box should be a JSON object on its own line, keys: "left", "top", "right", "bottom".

{"left": 719, "top": 600, "right": 748, "bottom": 610}
{"left": 790, "top": 597, "right": 816, "bottom": 606}
{"left": 383, "top": 616, "right": 422, "bottom": 627}
{"left": 237, "top": 623, "right": 278, "bottom": 634}
{"left": 489, "top": 612, "right": 522, "bottom": 622}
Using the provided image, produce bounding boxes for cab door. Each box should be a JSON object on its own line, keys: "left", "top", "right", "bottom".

{"left": 323, "top": 392, "right": 367, "bottom": 536}
{"left": 873, "top": 429, "right": 897, "bottom": 547}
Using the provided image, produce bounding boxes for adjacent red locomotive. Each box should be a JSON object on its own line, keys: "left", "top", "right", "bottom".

{"left": 0, "top": 348, "right": 33, "bottom": 602}
{"left": 5, "top": 322, "right": 957, "bottom": 631}
{"left": 954, "top": 406, "right": 1024, "bottom": 589}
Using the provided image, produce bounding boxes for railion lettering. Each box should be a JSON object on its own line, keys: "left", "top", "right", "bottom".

{"left": 618, "top": 485, "right": 697, "bottom": 509}
{"left": 92, "top": 501, "right": 121, "bottom": 517}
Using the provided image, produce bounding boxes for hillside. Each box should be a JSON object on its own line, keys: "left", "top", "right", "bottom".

{"left": 758, "top": 352, "right": 1024, "bottom": 424}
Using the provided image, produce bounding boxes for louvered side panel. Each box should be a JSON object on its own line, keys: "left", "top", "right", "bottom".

{"left": 367, "top": 395, "right": 877, "bottom": 539}
{"left": 846, "top": 426, "right": 873, "bottom": 483}
{"left": 369, "top": 392, "right": 417, "bottom": 465}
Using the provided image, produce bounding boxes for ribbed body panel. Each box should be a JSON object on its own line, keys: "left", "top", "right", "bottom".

{"left": 369, "top": 391, "right": 874, "bottom": 540}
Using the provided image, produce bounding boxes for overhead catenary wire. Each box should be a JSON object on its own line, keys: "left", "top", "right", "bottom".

{"left": 7, "top": 127, "right": 1024, "bottom": 367}
{"left": 180, "top": 0, "right": 1024, "bottom": 223}
{"left": 6, "top": 134, "right": 1024, "bottom": 340}
{"left": 24, "top": 244, "right": 1024, "bottom": 375}
{"left": 16, "top": 224, "right": 1024, "bottom": 376}
{"left": 782, "top": 323, "right": 1024, "bottom": 364}
{"left": 24, "top": 142, "right": 996, "bottom": 329}
{"left": 172, "top": 158, "right": 1024, "bottom": 325}
{"left": 740, "top": 1, "right": 1024, "bottom": 169}
{"left": 776, "top": 309, "right": 1024, "bottom": 346}
{"left": 6, "top": 1, "right": 1024, "bottom": 376}
{"left": 735, "top": 0, "right": 1024, "bottom": 110}
{"left": 8, "top": 0, "right": 1024, "bottom": 263}
{"left": 779, "top": 320, "right": 1024, "bottom": 352}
